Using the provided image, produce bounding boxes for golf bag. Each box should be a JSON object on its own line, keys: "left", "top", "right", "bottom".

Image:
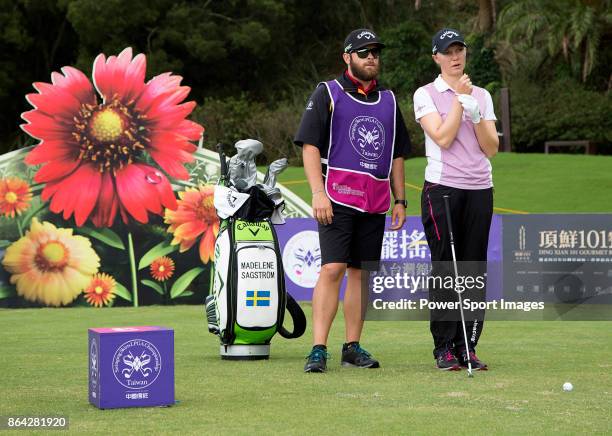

{"left": 205, "top": 142, "right": 306, "bottom": 360}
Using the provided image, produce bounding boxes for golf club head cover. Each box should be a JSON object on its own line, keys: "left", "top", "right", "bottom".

{"left": 263, "top": 158, "right": 288, "bottom": 188}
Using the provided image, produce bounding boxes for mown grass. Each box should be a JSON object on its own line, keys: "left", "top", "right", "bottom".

{"left": 276, "top": 153, "right": 612, "bottom": 215}
{"left": 1, "top": 306, "right": 610, "bottom": 435}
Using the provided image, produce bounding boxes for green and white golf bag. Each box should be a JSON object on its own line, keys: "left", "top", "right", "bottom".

{"left": 206, "top": 216, "right": 306, "bottom": 359}
{"left": 206, "top": 143, "right": 306, "bottom": 359}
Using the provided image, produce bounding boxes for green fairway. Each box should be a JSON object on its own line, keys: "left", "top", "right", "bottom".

{"left": 1, "top": 306, "right": 610, "bottom": 435}
{"left": 276, "top": 153, "right": 612, "bottom": 215}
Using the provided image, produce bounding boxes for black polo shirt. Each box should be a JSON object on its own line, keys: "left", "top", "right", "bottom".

{"left": 294, "top": 72, "right": 411, "bottom": 171}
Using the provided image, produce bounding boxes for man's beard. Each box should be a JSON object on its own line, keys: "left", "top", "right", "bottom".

{"left": 349, "top": 59, "right": 379, "bottom": 81}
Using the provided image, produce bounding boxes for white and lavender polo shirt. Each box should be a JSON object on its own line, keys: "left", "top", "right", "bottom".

{"left": 413, "top": 75, "right": 496, "bottom": 189}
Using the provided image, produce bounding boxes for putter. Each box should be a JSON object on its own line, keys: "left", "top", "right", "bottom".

{"left": 443, "top": 195, "right": 474, "bottom": 378}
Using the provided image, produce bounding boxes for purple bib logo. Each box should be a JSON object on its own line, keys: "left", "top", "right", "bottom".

{"left": 112, "top": 339, "right": 162, "bottom": 390}
{"left": 349, "top": 116, "right": 386, "bottom": 161}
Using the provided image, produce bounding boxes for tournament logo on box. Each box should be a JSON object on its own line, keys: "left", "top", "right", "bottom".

{"left": 90, "top": 340, "right": 99, "bottom": 393}
{"left": 283, "top": 230, "right": 321, "bottom": 288}
{"left": 112, "top": 339, "right": 162, "bottom": 390}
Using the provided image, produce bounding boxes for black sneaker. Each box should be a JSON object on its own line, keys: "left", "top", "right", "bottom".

{"left": 457, "top": 348, "right": 488, "bottom": 371}
{"left": 435, "top": 348, "right": 461, "bottom": 371}
{"left": 341, "top": 342, "right": 380, "bottom": 368}
{"left": 304, "top": 347, "right": 329, "bottom": 373}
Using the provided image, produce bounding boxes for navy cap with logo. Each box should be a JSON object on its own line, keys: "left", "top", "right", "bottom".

{"left": 344, "top": 28, "right": 385, "bottom": 53}
{"left": 432, "top": 28, "right": 466, "bottom": 54}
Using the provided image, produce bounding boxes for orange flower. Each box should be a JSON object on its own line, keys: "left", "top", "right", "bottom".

{"left": 164, "top": 185, "right": 219, "bottom": 264}
{"left": 0, "top": 177, "right": 33, "bottom": 218}
{"left": 150, "top": 256, "right": 175, "bottom": 282}
{"left": 84, "top": 273, "right": 116, "bottom": 307}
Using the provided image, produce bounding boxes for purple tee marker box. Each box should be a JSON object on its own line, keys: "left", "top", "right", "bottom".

{"left": 88, "top": 326, "right": 174, "bottom": 409}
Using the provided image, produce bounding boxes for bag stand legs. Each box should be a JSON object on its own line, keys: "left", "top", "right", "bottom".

{"left": 220, "top": 344, "right": 271, "bottom": 360}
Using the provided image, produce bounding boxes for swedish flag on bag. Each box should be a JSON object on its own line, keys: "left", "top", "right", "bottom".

{"left": 246, "top": 290, "right": 271, "bottom": 307}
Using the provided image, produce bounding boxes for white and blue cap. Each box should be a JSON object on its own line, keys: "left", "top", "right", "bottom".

{"left": 344, "top": 28, "right": 385, "bottom": 53}
{"left": 432, "top": 28, "right": 466, "bottom": 54}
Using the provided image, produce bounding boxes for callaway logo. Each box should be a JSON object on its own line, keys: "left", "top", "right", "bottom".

{"left": 236, "top": 221, "right": 269, "bottom": 231}
{"left": 440, "top": 30, "right": 459, "bottom": 39}
{"left": 248, "top": 228, "right": 260, "bottom": 237}
{"left": 226, "top": 191, "right": 238, "bottom": 208}
{"left": 416, "top": 104, "right": 426, "bottom": 113}
{"left": 357, "top": 31, "right": 375, "bottom": 40}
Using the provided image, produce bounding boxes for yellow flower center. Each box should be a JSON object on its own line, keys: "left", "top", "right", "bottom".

{"left": 75, "top": 100, "right": 145, "bottom": 173}
{"left": 4, "top": 191, "right": 18, "bottom": 204}
{"left": 158, "top": 265, "right": 165, "bottom": 272}
{"left": 201, "top": 195, "right": 214, "bottom": 209}
{"left": 36, "top": 241, "right": 69, "bottom": 271}
{"left": 89, "top": 108, "right": 124, "bottom": 142}
{"left": 196, "top": 194, "right": 217, "bottom": 223}
{"left": 94, "top": 286, "right": 104, "bottom": 295}
{"left": 42, "top": 242, "right": 66, "bottom": 263}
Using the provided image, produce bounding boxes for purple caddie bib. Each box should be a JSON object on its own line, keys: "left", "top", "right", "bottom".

{"left": 323, "top": 80, "right": 396, "bottom": 214}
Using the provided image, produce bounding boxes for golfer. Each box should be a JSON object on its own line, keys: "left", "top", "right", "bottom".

{"left": 413, "top": 28, "right": 498, "bottom": 370}
{"left": 295, "top": 28, "right": 411, "bottom": 372}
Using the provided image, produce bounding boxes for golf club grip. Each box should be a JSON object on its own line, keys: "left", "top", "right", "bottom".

{"left": 442, "top": 195, "right": 455, "bottom": 243}
{"left": 216, "top": 143, "right": 228, "bottom": 178}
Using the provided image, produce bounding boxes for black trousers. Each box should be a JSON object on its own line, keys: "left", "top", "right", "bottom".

{"left": 420, "top": 181, "right": 493, "bottom": 357}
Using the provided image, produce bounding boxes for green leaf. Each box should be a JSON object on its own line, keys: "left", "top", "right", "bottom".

{"left": 21, "top": 199, "right": 47, "bottom": 228}
{"left": 138, "top": 241, "right": 179, "bottom": 270}
{"left": 170, "top": 267, "right": 204, "bottom": 299}
{"left": 114, "top": 281, "right": 132, "bottom": 302}
{"left": 0, "top": 285, "right": 15, "bottom": 299}
{"left": 77, "top": 226, "right": 125, "bottom": 250}
{"left": 175, "top": 291, "right": 194, "bottom": 298}
{"left": 141, "top": 279, "right": 164, "bottom": 296}
{"left": 0, "top": 240, "right": 12, "bottom": 249}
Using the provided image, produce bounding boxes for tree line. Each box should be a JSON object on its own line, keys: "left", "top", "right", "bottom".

{"left": 1, "top": 0, "right": 610, "bottom": 158}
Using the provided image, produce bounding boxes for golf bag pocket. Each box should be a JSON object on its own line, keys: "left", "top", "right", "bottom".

{"left": 235, "top": 242, "right": 279, "bottom": 329}
{"left": 208, "top": 218, "right": 306, "bottom": 348}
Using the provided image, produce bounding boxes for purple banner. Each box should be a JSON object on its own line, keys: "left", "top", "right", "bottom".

{"left": 276, "top": 216, "right": 502, "bottom": 301}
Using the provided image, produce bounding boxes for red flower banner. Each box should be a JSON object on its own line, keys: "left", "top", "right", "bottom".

{"left": 21, "top": 48, "right": 204, "bottom": 227}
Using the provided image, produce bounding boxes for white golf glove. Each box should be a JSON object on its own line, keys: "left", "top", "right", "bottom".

{"left": 457, "top": 94, "right": 481, "bottom": 124}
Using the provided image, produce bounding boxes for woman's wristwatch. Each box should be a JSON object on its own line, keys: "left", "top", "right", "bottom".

{"left": 394, "top": 199, "right": 407, "bottom": 208}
